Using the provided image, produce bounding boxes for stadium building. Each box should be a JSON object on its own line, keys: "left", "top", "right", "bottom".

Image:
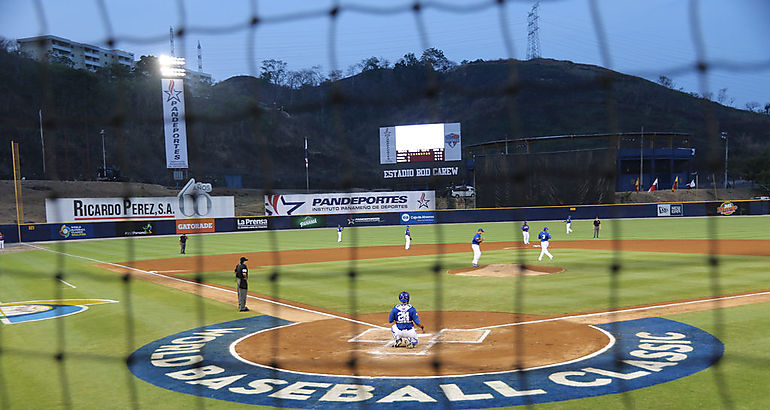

{"left": 466, "top": 132, "right": 695, "bottom": 207}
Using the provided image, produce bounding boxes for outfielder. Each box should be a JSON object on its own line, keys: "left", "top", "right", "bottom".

{"left": 404, "top": 225, "right": 411, "bottom": 250}
{"left": 538, "top": 227, "right": 554, "bottom": 261}
{"left": 522, "top": 221, "right": 530, "bottom": 245}
{"left": 337, "top": 224, "right": 343, "bottom": 242}
{"left": 471, "top": 228, "right": 484, "bottom": 267}
{"left": 565, "top": 215, "right": 573, "bottom": 234}
{"left": 389, "top": 291, "right": 424, "bottom": 348}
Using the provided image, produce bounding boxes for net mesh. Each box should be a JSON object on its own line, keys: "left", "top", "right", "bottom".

{"left": 1, "top": 1, "right": 769, "bottom": 409}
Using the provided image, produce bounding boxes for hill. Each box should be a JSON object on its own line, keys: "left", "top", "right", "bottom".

{"left": 1, "top": 49, "right": 769, "bottom": 196}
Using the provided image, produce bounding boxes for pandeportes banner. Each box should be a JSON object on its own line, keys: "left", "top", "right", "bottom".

{"left": 265, "top": 191, "right": 435, "bottom": 216}
{"left": 161, "top": 78, "right": 189, "bottom": 169}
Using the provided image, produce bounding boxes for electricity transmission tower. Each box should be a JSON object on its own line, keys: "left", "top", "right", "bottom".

{"left": 527, "top": 1, "right": 541, "bottom": 60}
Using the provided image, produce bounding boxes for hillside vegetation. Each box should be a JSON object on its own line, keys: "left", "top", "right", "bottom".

{"left": 1, "top": 47, "right": 769, "bottom": 193}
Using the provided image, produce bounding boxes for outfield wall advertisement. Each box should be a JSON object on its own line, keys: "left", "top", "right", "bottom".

{"left": 265, "top": 191, "right": 435, "bottom": 216}
{"left": 45, "top": 196, "right": 234, "bottom": 223}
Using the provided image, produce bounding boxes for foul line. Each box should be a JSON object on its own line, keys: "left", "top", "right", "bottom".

{"left": 58, "top": 278, "right": 76, "bottom": 288}
{"left": 473, "top": 290, "right": 770, "bottom": 331}
{"left": 24, "top": 243, "right": 386, "bottom": 330}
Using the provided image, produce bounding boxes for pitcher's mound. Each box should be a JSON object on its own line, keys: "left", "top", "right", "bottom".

{"left": 449, "top": 264, "right": 564, "bottom": 277}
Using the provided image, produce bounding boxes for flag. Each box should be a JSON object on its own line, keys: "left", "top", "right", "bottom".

{"left": 634, "top": 178, "right": 639, "bottom": 192}
{"left": 686, "top": 179, "right": 696, "bottom": 189}
{"left": 672, "top": 176, "right": 679, "bottom": 191}
{"left": 648, "top": 178, "right": 658, "bottom": 192}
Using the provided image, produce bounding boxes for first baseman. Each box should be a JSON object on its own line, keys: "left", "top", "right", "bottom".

{"left": 471, "top": 228, "right": 484, "bottom": 267}
{"left": 565, "top": 215, "right": 573, "bottom": 234}
{"left": 522, "top": 221, "right": 530, "bottom": 245}
{"left": 538, "top": 227, "right": 554, "bottom": 261}
{"left": 389, "top": 291, "right": 424, "bottom": 348}
{"left": 404, "top": 225, "right": 411, "bottom": 250}
{"left": 337, "top": 224, "right": 343, "bottom": 242}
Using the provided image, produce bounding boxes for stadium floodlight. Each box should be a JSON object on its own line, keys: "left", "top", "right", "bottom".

{"left": 159, "top": 54, "right": 186, "bottom": 78}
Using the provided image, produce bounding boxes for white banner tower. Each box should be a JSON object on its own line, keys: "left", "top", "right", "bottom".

{"left": 159, "top": 55, "right": 189, "bottom": 181}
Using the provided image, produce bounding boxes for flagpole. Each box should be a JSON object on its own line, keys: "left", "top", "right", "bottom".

{"left": 304, "top": 137, "right": 309, "bottom": 193}
{"left": 39, "top": 109, "right": 46, "bottom": 176}
{"left": 639, "top": 125, "right": 644, "bottom": 190}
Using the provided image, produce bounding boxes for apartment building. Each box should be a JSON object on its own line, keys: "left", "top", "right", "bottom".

{"left": 17, "top": 35, "right": 135, "bottom": 71}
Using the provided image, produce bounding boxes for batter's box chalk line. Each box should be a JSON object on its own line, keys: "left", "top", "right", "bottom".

{"left": 348, "top": 328, "right": 491, "bottom": 356}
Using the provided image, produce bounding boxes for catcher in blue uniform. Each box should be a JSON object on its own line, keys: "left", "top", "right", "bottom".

{"left": 388, "top": 291, "right": 424, "bottom": 348}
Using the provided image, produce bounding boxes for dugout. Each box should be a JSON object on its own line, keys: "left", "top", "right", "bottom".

{"left": 467, "top": 132, "right": 694, "bottom": 207}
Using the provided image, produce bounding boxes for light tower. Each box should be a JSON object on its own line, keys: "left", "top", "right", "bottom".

{"left": 527, "top": 1, "right": 541, "bottom": 60}
{"left": 169, "top": 26, "right": 175, "bottom": 57}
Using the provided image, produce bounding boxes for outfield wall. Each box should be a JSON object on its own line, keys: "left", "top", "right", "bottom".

{"left": 1, "top": 199, "right": 767, "bottom": 244}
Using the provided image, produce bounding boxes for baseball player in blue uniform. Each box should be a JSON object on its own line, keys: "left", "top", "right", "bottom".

{"left": 538, "top": 227, "right": 554, "bottom": 261}
{"left": 389, "top": 291, "right": 424, "bottom": 348}
{"left": 522, "top": 221, "right": 530, "bottom": 245}
{"left": 471, "top": 228, "right": 484, "bottom": 267}
{"left": 565, "top": 215, "right": 573, "bottom": 234}
{"left": 337, "top": 224, "right": 343, "bottom": 242}
{"left": 404, "top": 225, "right": 411, "bottom": 250}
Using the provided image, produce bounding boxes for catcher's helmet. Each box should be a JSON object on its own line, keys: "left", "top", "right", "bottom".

{"left": 399, "top": 291, "right": 410, "bottom": 304}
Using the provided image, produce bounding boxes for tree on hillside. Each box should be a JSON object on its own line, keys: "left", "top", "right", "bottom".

{"left": 326, "top": 69, "right": 343, "bottom": 83}
{"left": 658, "top": 75, "right": 674, "bottom": 89}
{"left": 716, "top": 88, "right": 734, "bottom": 107}
{"left": 260, "top": 59, "right": 287, "bottom": 85}
{"left": 133, "top": 55, "right": 159, "bottom": 78}
{"left": 420, "top": 47, "right": 455, "bottom": 72}
{"left": 743, "top": 148, "right": 770, "bottom": 187}
{"left": 395, "top": 52, "right": 420, "bottom": 69}
{"left": 361, "top": 56, "right": 390, "bottom": 72}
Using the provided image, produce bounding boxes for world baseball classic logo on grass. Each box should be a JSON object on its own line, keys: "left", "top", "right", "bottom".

{"left": 128, "top": 316, "right": 723, "bottom": 408}
{"left": 0, "top": 299, "right": 117, "bottom": 324}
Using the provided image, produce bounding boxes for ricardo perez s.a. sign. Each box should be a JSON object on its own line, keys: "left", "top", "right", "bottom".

{"left": 45, "top": 179, "right": 234, "bottom": 223}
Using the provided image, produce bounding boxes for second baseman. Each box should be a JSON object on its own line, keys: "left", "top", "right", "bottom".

{"left": 337, "top": 224, "right": 343, "bottom": 242}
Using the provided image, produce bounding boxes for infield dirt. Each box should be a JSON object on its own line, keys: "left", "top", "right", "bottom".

{"left": 97, "top": 238, "right": 770, "bottom": 377}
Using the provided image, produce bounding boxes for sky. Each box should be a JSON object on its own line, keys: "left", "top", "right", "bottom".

{"left": 1, "top": 0, "right": 769, "bottom": 109}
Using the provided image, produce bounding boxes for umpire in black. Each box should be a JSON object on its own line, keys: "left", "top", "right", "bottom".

{"left": 235, "top": 257, "right": 249, "bottom": 311}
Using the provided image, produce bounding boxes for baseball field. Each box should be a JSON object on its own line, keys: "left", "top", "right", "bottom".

{"left": 1, "top": 215, "right": 769, "bottom": 409}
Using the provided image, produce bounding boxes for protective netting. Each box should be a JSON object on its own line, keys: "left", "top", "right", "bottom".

{"left": 1, "top": 1, "right": 769, "bottom": 409}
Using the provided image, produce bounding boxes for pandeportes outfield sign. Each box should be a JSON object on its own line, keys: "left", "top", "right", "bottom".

{"left": 265, "top": 191, "right": 435, "bottom": 216}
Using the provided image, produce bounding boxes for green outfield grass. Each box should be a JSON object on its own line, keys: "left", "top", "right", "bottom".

{"left": 1, "top": 215, "right": 769, "bottom": 409}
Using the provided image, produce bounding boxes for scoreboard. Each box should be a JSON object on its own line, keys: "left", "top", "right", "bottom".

{"left": 380, "top": 123, "right": 461, "bottom": 165}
